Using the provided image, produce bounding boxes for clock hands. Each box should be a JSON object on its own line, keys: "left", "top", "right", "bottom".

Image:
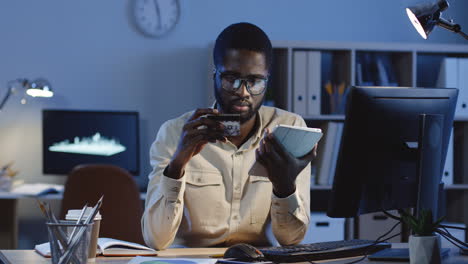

{"left": 153, "top": 0, "right": 162, "bottom": 30}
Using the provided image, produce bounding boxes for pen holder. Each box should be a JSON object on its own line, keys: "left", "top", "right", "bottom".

{"left": 66, "top": 208, "right": 102, "bottom": 259}
{"left": 46, "top": 221, "right": 93, "bottom": 264}
{"left": 0, "top": 175, "right": 12, "bottom": 192}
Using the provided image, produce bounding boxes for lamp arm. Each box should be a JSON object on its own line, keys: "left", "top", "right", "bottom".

{"left": 458, "top": 31, "right": 468, "bottom": 41}
{"left": 437, "top": 17, "right": 460, "bottom": 32}
{"left": 437, "top": 18, "right": 468, "bottom": 40}
{"left": 0, "top": 79, "right": 27, "bottom": 111}
{"left": 0, "top": 86, "right": 14, "bottom": 111}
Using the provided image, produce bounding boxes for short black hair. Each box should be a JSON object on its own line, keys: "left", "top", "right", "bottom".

{"left": 213, "top": 22, "right": 273, "bottom": 70}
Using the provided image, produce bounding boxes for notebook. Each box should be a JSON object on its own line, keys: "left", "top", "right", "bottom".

{"left": 35, "top": 237, "right": 157, "bottom": 257}
{"left": 10, "top": 183, "right": 64, "bottom": 196}
{"left": 35, "top": 238, "right": 228, "bottom": 257}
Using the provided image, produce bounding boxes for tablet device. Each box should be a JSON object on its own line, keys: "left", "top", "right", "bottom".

{"left": 249, "top": 124, "right": 323, "bottom": 176}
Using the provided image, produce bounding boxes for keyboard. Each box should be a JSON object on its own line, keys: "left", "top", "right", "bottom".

{"left": 259, "top": 239, "right": 391, "bottom": 262}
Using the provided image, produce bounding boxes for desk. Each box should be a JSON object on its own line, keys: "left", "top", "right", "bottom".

{"left": 0, "top": 248, "right": 227, "bottom": 264}
{"left": 0, "top": 192, "right": 147, "bottom": 249}
{"left": 0, "top": 250, "right": 132, "bottom": 263}
{"left": 1, "top": 247, "right": 468, "bottom": 264}
{"left": 0, "top": 192, "right": 70, "bottom": 249}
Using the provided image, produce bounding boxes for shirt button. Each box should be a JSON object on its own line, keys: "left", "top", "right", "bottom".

{"left": 235, "top": 186, "right": 240, "bottom": 191}
{"left": 232, "top": 215, "right": 238, "bottom": 220}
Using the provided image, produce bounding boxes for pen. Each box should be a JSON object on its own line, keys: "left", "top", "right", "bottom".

{"left": 36, "top": 200, "right": 50, "bottom": 221}
{"left": 68, "top": 204, "right": 88, "bottom": 244}
{"left": 36, "top": 200, "right": 81, "bottom": 264}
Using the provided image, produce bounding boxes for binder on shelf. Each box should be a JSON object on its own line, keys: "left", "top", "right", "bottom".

{"left": 307, "top": 51, "right": 321, "bottom": 115}
{"left": 302, "top": 212, "right": 345, "bottom": 243}
{"left": 356, "top": 63, "right": 364, "bottom": 86}
{"left": 293, "top": 50, "right": 322, "bottom": 116}
{"left": 316, "top": 122, "right": 339, "bottom": 186}
{"left": 437, "top": 57, "right": 468, "bottom": 117}
{"left": 358, "top": 211, "right": 401, "bottom": 243}
{"left": 376, "top": 56, "right": 390, "bottom": 86}
{"left": 375, "top": 54, "right": 398, "bottom": 87}
{"left": 355, "top": 53, "right": 375, "bottom": 86}
{"left": 312, "top": 123, "right": 328, "bottom": 185}
{"left": 293, "top": 51, "right": 307, "bottom": 115}
{"left": 328, "top": 123, "right": 344, "bottom": 186}
{"left": 437, "top": 57, "right": 458, "bottom": 89}
{"left": 442, "top": 130, "right": 454, "bottom": 185}
{"left": 460, "top": 59, "right": 468, "bottom": 117}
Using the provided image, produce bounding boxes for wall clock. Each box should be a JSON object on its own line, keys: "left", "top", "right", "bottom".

{"left": 133, "top": 0, "right": 180, "bottom": 38}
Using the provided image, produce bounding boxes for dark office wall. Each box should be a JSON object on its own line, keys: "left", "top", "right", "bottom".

{"left": 0, "top": 0, "right": 467, "bottom": 248}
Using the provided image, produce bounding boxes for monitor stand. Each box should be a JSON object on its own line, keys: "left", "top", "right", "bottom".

{"left": 370, "top": 114, "right": 445, "bottom": 260}
{"left": 416, "top": 114, "right": 443, "bottom": 220}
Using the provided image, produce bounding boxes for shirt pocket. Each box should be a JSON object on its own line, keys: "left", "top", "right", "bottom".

{"left": 248, "top": 175, "right": 272, "bottom": 226}
{"left": 185, "top": 170, "right": 224, "bottom": 227}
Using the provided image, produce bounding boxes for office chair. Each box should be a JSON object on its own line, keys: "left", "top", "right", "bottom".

{"left": 60, "top": 164, "right": 145, "bottom": 245}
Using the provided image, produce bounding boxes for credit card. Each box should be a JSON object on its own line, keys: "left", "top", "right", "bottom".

{"left": 206, "top": 114, "right": 241, "bottom": 136}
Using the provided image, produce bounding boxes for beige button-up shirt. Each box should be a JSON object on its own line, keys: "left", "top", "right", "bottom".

{"left": 142, "top": 106, "right": 311, "bottom": 250}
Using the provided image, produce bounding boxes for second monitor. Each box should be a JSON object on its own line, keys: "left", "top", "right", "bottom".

{"left": 327, "top": 86, "right": 458, "bottom": 219}
{"left": 42, "top": 110, "right": 140, "bottom": 175}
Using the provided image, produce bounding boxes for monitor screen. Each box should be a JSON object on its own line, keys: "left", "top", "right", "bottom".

{"left": 42, "top": 110, "right": 140, "bottom": 175}
{"left": 327, "top": 87, "right": 457, "bottom": 218}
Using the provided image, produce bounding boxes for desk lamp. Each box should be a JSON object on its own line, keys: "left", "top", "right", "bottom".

{"left": 406, "top": 0, "right": 468, "bottom": 40}
{"left": 0, "top": 78, "right": 54, "bottom": 111}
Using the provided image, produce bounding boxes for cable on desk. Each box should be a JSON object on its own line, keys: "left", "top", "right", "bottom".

{"left": 343, "top": 220, "right": 402, "bottom": 264}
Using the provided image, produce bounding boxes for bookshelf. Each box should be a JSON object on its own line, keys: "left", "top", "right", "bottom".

{"left": 205, "top": 40, "right": 468, "bottom": 241}
{"left": 266, "top": 41, "right": 468, "bottom": 241}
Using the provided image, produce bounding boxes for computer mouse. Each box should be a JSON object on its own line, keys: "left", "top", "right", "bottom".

{"left": 224, "top": 243, "right": 265, "bottom": 261}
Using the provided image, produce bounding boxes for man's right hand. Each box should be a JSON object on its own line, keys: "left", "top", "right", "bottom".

{"left": 165, "top": 108, "right": 226, "bottom": 179}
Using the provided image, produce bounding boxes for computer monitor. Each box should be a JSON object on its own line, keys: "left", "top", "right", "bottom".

{"left": 327, "top": 87, "right": 458, "bottom": 219}
{"left": 42, "top": 109, "right": 140, "bottom": 175}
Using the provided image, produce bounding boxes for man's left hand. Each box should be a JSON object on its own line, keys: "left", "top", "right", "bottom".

{"left": 256, "top": 128, "right": 317, "bottom": 198}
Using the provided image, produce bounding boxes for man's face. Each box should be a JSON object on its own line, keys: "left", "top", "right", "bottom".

{"left": 214, "top": 49, "right": 268, "bottom": 124}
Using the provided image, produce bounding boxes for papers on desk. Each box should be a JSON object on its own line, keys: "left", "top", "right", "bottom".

{"left": 128, "top": 256, "right": 217, "bottom": 264}
{"left": 10, "top": 183, "right": 64, "bottom": 196}
{"left": 97, "top": 237, "right": 157, "bottom": 256}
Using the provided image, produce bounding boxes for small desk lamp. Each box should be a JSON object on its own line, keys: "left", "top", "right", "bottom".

{"left": 0, "top": 78, "right": 54, "bottom": 111}
{"left": 406, "top": 0, "right": 468, "bottom": 40}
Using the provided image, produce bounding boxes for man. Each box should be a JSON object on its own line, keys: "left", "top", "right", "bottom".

{"left": 142, "top": 22, "right": 316, "bottom": 250}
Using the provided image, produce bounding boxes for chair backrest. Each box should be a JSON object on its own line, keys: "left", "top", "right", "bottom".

{"left": 60, "top": 164, "right": 144, "bottom": 245}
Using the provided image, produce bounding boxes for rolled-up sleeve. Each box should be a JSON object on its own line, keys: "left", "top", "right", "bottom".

{"left": 270, "top": 164, "right": 311, "bottom": 245}
{"left": 141, "top": 120, "right": 186, "bottom": 250}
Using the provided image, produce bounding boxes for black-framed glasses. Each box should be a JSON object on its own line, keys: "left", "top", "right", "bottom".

{"left": 215, "top": 70, "right": 268, "bottom": 95}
